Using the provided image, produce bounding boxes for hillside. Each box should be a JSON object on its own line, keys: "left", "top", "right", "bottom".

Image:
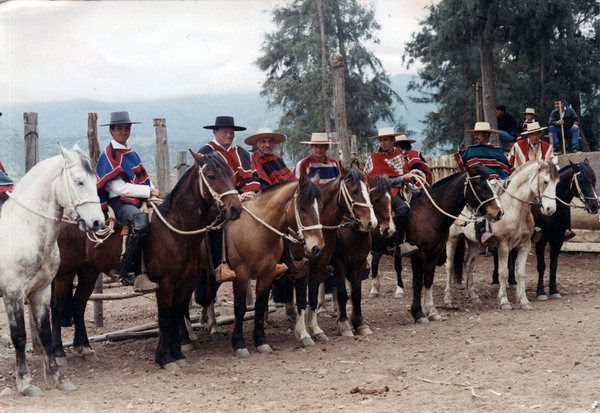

{"left": 0, "top": 74, "right": 435, "bottom": 178}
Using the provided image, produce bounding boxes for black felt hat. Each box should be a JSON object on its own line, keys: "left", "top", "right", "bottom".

{"left": 203, "top": 116, "right": 246, "bottom": 131}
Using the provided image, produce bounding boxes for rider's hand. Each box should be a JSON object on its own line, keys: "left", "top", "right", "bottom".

{"left": 240, "top": 192, "right": 256, "bottom": 202}
{"left": 150, "top": 187, "right": 161, "bottom": 198}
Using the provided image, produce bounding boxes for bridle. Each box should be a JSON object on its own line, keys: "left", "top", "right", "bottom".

{"left": 198, "top": 163, "right": 238, "bottom": 211}
{"left": 557, "top": 170, "right": 600, "bottom": 210}
{"left": 338, "top": 177, "right": 373, "bottom": 223}
{"left": 463, "top": 174, "right": 501, "bottom": 216}
{"left": 8, "top": 160, "right": 100, "bottom": 223}
{"left": 499, "top": 166, "right": 553, "bottom": 206}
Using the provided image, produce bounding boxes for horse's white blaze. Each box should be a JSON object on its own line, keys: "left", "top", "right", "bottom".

{"left": 360, "top": 181, "right": 378, "bottom": 227}
{"left": 385, "top": 192, "right": 395, "bottom": 233}
{"left": 540, "top": 172, "right": 557, "bottom": 216}
{"left": 486, "top": 180, "right": 503, "bottom": 216}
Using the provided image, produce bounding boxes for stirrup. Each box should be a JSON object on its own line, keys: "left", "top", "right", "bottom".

{"left": 274, "top": 263, "right": 288, "bottom": 276}
{"left": 215, "top": 263, "right": 236, "bottom": 283}
{"left": 480, "top": 232, "right": 498, "bottom": 248}
{"left": 563, "top": 229, "right": 576, "bottom": 242}
{"left": 133, "top": 273, "right": 159, "bottom": 293}
{"left": 399, "top": 242, "right": 419, "bottom": 257}
{"left": 121, "top": 272, "right": 136, "bottom": 286}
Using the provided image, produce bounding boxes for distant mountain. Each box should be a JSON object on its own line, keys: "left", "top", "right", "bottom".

{"left": 0, "top": 74, "right": 436, "bottom": 178}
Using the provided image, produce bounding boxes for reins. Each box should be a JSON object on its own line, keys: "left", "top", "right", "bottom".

{"left": 498, "top": 166, "right": 552, "bottom": 206}
{"left": 556, "top": 171, "right": 600, "bottom": 209}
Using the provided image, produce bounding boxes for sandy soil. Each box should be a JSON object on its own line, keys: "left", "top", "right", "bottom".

{"left": 0, "top": 251, "right": 599, "bottom": 413}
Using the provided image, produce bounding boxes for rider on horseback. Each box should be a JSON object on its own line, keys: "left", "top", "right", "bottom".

{"left": 364, "top": 127, "right": 427, "bottom": 257}
{"left": 96, "top": 111, "right": 160, "bottom": 292}
{"left": 454, "top": 122, "right": 515, "bottom": 247}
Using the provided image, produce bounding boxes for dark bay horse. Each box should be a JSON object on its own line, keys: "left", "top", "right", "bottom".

{"left": 220, "top": 173, "right": 325, "bottom": 358}
{"left": 407, "top": 164, "right": 503, "bottom": 323}
{"left": 52, "top": 151, "right": 242, "bottom": 371}
{"left": 533, "top": 160, "right": 598, "bottom": 300}
{"left": 330, "top": 175, "right": 394, "bottom": 336}
{"left": 284, "top": 166, "right": 377, "bottom": 346}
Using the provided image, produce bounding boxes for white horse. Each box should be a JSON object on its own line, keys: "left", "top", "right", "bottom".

{"left": 0, "top": 145, "right": 103, "bottom": 397}
{"left": 444, "top": 159, "right": 558, "bottom": 311}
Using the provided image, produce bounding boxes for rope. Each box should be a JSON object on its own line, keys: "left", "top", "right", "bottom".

{"left": 147, "top": 198, "right": 228, "bottom": 235}
{"left": 242, "top": 205, "right": 303, "bottom": 243}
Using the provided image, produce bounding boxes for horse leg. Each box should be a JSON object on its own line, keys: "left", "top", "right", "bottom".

{"left": 3, "top": 290, "right": 42, "bottom": 396}
{"left": 232, "top": 278, "right": 250, "bottom": 358}
{"left": 422, "top": 265, "right": 441, "bottom": 321}
{"left": 548, "top": 241, "right": 562, "bottom": 299}
{"left": 444, "top": 237, "right": 458, "bottom": 308}
{"left": 155, "top": 287, "right": 180, "bottom": 370}
{"left": 496, "top": 244, "right": 512, "bottom": 310}
{"left": 51, "top": 271, "right": 77, "bottom": 366}
{"left": 28, "top": 286, "right": 76, "bottom": 392}
{"left": 70, "top": 265, "right": 99, "bottom": 363}
{"left": 181, "top": 289, "right": 200, "bottom": 351}
{"left": 535, "top": 240, "right": 548, "bottom": 300}
{"left": 292, "top": 274, "right": 314, "bottom": 347}
{"left": 410, "top": 255, "right": 427, "bottom": 323}
{"left": 368, "top": 252, "right": 381, "bottom": 298}
{"left": 514, "top": 244, "right": 532, "bottom": 310}
{"left": 508, "top": 249, "right": 517, "bottom": 288}
{"left": 464, "top": 241, "right": 481, "bottom": 304}
{"left": 351, "top": 272, "right": 372, "bottom": 335}
{"left": 316, "top": 282, "right": 328, "bottom": 315}
{"left": 332, "top": 270, "right": 353, "bottom": 337}
{"left": 254, "top": 277, "right": 274, "bottom": 354}
{"left": 307, "top": 278, "right": 328, "bottom": 342}
{"left": 170, "top": 297, "right": 188, "bottom": 368}
{"left": 491, "top": 247, "right": 499, "bottom": 288}
{"left": 393, "top": 253, "right": 404, "bottom": 298}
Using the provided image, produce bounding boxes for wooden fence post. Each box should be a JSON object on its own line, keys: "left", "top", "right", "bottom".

{"left": 153, "top": 118, "right": 171, "bottom": 194}
{"left": 330, "top": 52, "right": 351, "bottom": 168}
{"left": 23, "top": 112, "right": 39, "bottom": 172}
{"left": 175, "top": 150, "right": 189, "bottom": 181}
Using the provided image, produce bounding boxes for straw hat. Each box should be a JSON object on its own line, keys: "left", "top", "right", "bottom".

{"left": 244, "top": 128, "right": 286, "bottom": 146}
{"left": 521, "top": 108, "right": 538, "bottom": 117}
{"left": 300, "top": 133, "right": 338, "bottom": 145}
{"left": 520, "top": 121, "right": 548, "bottom": 136}
{"left": 394, "top": 133, "right": 416, "bottom": 144}
{"left": 100, "top": 111, "right": 141, "bottom": 126}
{"left": 465, "top": 122, "right": 498, "bottom": 134}
{"left": 367, "top": 127, "right": 409, "bottom": 140}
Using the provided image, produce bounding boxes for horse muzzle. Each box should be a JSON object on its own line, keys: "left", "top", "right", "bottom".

{"left": 226, "top": 205, "right": 242, "bottom": 221}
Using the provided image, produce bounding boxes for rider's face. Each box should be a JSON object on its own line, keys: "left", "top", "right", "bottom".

{"left": 474, "top": 132, "right": 490, "bottom": 145}
{"left": 257, "top": 138, "right": 275, "bottom": 155}
{"left": 378, "top": 136, "right": 395, "bottom": 152}
{"left": 110, "top": 124, "right": 131, "bottom": 146}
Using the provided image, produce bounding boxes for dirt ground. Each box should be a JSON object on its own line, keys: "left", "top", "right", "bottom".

{"left": 0, "top": 250, "right": 599, "bottom": 413}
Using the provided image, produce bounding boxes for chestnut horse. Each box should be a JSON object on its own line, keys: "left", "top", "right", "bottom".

{"left": 52, "top": 151, "right": 242, "bottom": 371}
{"left": 329, "top": 175, "right": 394, "bottom": 337}
{"left": 407, "top": 164, "right": 503, "bottom": 323}
{"left": 282, "top": 166, "right": 377, "bottom": 346}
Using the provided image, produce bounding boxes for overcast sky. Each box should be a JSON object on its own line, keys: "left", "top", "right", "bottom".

{"left": 1, "top": 0, "right": 433, "bottom": 104}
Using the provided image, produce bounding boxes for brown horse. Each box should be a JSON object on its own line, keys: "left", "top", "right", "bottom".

{"left": 52, "top": 151, "right": 242, "bottom": 371}
{"left": 282, "top": 166, "right": 377, "bottom": 347}
{"left": 221, "top": 173, "right": 325, "bottom": 358}
{"left": 329, "top": 174, "right": 394, "bottom": 337}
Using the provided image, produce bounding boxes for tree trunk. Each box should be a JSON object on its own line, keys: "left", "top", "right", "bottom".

{"left": 480, "top": 36, "right": 498, "bottom": 145}
{"left": 331, "top": 52, "right": 351, "bottom": 168}
{"left": 317, "top": 0, "right": 331, "bottom": 135}
{"left": 538, "top": 50, "right": 547, "bottom": 116}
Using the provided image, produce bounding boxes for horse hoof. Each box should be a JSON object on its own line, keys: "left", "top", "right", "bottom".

{"left": 56, "top": 356, "right": 68, "bottom": 367}
{"left": 394, "top": 287, "right": 405, "bottom": 299}
{"left": 490, "top": 283, "right": 500, "bottom": 290}
{"left": 301, "top": 337, "right": 315, "bottom": 347}
{"left": 500, "top": 303, "right": 512, "bottom": 310}
{"left": 163, "top": 362, "right": 181, "bottom": 372}
{"left": 357, "top": 325, "right": 373, "bottom": 336}
{"left": 444, "top": 302, "right": 455, "bottom": 309}
{"left": 509, "top": 284, "right": 517, "bottom": 291}
{"left": 23, "top": 385, "right": 43, "bottom": 397}
{"left": 257, "top": 344, "right": 273, "bottom": 354}
{"left": 175, "top": 359, "right": 190, "bottom": 368}
{"left": 550, "top": 293, "right": 562, "bottom": 299}
{"left": 429, "top": 314, "right": 442, "bottom": 321}
{"left": 368, "top": 291, "right": 379, "bottom": 298}
{"left": 521, "top": 303, "right": 533, "bottom": 310}
{"left": 210, "top": 331, "right": 225, "bottom": 341}
{"left": 57, "top": 380, "right": 77, "bottom": 392}
{"left": 537, "top": 294, "right": 548, "bottom": 301}
{"left": 84, "top": 352, "right": 98, "bottom": 363}
{"left": 470, "top": 298, "right": 482, "bottom": 305}
{"left": 313, "top": 333, "right": 329, "bottom": 343}
{"left": 181, "top": 343, "right": 194, "bottom": 352}
{"left": 455, "top": 283, "right": 466, "bottom": 291}
{"left": 340, "top": 330, "right": 354, "bottom": 337}
{"left": 235, "top": 348, "right": 251, "bottom": 358}
{"left": 416, "top": 317, "right": 429, "bottom": 324}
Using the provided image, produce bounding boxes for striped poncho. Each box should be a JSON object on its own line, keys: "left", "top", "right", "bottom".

{"left": 251, "top": 151, "right": 296, "bottom": 189}
{"left": 294, "top": 154, "right": 339, "bottom": 186}
{"left": 199, "top": 141, "right": 260, "bottom": 193}
{"left": 454, "top": 144, "right": 515, "bottom": 180}
{"left": 96, "top": 143, "right": 151, "bottom": 211}
{"left": 0, "top": 160, "right": 13, "bottom": 194}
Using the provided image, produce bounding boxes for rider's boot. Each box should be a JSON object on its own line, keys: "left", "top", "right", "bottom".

{"left": 394, "top": 214, "right": 418, "bottom": 257}
{"left": 120, "top": 212, "right": 158, "bottom": 293}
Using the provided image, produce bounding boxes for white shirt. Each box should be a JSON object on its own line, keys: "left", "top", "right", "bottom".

{"left": 105, "top": 139, "right": 153, "bottom": 199}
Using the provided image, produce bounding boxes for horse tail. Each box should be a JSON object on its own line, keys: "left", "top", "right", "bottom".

{"left": 272, "top": 276, "right": 294, "bottom": 304}
{"left": 453, "top": 235, "right": 466, "bottom": 284}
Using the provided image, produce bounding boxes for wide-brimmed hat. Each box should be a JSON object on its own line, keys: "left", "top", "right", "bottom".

{"left": 203, "top": 116, "right": 246, "bottom": 131}
{"left": 394, "top": 133, "right": 416, "bottom": 144}
{"left": 465, "top": 122, "right": 498, "bottom": 134}
{"left": 520, "top": 121, "right": 548, "bottom": 136}
{"left": 300, "top": 133, "right": 338, "bottom": 145}
{"left": 521, "top": 108, "right": 538, "bottom": 117}
{"left": 367, "top": 127, "right": 407, "bottom": 140}
{"left": 244, "top": 128, "right": 286, "bottom": 146}
{"left": 100, "top": 111, "right": 141, "bottom": 126}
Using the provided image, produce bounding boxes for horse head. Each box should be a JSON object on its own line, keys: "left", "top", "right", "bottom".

{"left": 58, "top": 144, "right": 103, "bottom": 232}
{"left": 366, "top": 174, "right": 395, "bottom": 238}
{"left": 191, "top": 151, "right": 242, "bottom": 221}
{"left": 464, "top": 164, "right": 503, "bottom": 221}
{"left": 570, "top": 159, "right": 599, "bottom": 214}
{"left": 294, "top": 173, "right": 325, "bottom": 258}
{"left": 338, "top": 164, "right": 377, "bottom": 232}
{"left": 533, "top": 159, "right": 559, "bottom": 216}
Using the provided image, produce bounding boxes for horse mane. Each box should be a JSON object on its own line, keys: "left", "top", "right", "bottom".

{"left": 297, "top": 177, "right": 321, "bottom": 208}
{"left": 373, "top": 175, "right": 391, "bottom": 195}
{"left": 71, "top": 147, "right": 94, "bottom": 175}
{"left": 159, "top": 152, "right": 233, "bottom": 217}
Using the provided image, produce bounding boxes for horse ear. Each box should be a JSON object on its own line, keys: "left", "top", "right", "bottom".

{"left": 58, "top": 143, "right": 74, "bottom": 163}
{"left": 309, "top": 171, "right": 320, "bottom": 186}
{"left": 339, "top": 162, "right": 348, "bottom": 176}
{"left": 350, "top": 158, "right": 360, "bottom": 170}
{"left": 190, "top": 150, "right": 205, "bottom": 166}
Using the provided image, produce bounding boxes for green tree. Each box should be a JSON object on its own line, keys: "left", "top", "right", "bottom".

{"left": 256, "top": 0, "right": 401, "bottom": 160}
